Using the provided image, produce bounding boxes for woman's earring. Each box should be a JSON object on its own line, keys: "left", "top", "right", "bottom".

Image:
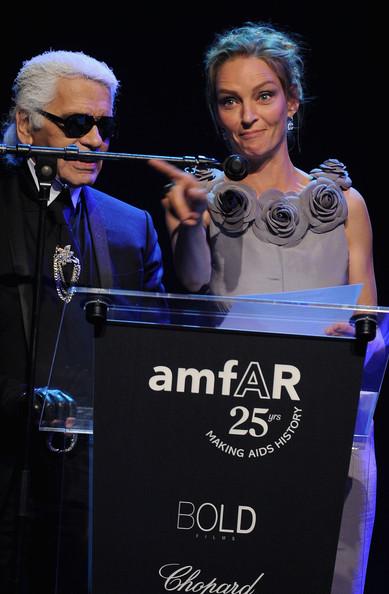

{"left": 287, "top": 117, "right": 294, "bottom": 132}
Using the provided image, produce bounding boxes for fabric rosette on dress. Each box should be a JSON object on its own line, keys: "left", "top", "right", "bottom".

{"left": 300, "top": 176, "right": 348, "bottom": 233}
{"left": 253, "top": 189, "right": 309, "bottom": 247}
{"left": 206, "top": 158, "right": 349, "bottom": 245}
{"left": 309, "top": 158, "right": 352, "bottom": 190}
{"left": 208, "top": 180, "right": 258, "bottom": 236}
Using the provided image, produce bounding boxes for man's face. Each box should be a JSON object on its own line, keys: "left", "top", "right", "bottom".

{"left": 17, "top": 77, "right": 113, "bottom": 187}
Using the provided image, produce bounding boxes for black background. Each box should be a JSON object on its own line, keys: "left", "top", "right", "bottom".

{"left": 2, "top": 6, "right": 386, "bottom": 591}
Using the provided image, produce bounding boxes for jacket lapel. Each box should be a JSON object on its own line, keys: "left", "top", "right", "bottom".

{"left": 83, "top": 186, "right": 113, "bottom": 289}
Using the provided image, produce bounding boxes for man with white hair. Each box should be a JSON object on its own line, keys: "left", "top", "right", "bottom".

{"left": 0, "top": 50, "right": 164, "bottom": 593}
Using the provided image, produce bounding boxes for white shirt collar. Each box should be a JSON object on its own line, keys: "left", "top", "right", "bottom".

{"left": 27, "top": 158, "right": 82, "bottom": 208}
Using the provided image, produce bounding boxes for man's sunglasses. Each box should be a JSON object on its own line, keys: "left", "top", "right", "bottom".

{"left": 36, "top": 109, "right": 116, "bottom": 139}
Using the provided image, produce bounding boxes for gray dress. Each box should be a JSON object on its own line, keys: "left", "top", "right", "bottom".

{"left": 205, "top": 158, "right": 349, "bottom": 297}
{"left": 201, "top": 158, "right": 376, "bottom": 594}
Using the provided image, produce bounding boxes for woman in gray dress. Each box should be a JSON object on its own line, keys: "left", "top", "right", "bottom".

{"left": 150, "top": 22, "right": 377, "bottom": 594}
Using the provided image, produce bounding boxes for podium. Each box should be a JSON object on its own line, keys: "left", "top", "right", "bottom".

{"left": 39, "top": 288, "right": 389, "bottom": 594}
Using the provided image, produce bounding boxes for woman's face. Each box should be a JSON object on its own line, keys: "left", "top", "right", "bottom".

{"left": 215, "top": 56, "right": 298, "bottom": 161}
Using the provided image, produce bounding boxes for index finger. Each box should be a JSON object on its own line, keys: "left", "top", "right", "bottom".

{"left": 149, "top": 158, "right": 190, "bottom": 183}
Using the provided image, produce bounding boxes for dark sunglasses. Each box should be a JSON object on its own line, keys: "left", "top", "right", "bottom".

{"left": 37, "top": 109, "right": 116, "bottom": 139}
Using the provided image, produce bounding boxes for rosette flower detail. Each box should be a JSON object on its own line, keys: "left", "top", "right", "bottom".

{"left": 208, "top": 181, "right": 258, "bottom": 235}
{"left": 300, "top": 177, "right": 348, "bottom": 233}
{"left": 309, "top": 158, "right": 352, "bottom": 190}
{"left": 253, "top": 190, "right": 309, "bottom": 246}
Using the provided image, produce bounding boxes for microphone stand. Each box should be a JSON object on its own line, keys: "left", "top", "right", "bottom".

{"left": 0, "top": 143, "right": 249, "bottom": 181}
{"left": 0, "top": 143, "right": 219, "bottom": 165}
{"left": 16, "top": 156, "right": 57, "bottom": 594}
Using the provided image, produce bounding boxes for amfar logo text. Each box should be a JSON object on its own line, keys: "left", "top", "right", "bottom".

{"left": 148, "top": 359, "right": 300, "bottom": 400}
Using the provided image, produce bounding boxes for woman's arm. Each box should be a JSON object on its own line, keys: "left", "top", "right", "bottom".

{"left": 344, "top": 187, "right": 377, "bottom": 306}
{"left": 150, "top": 159, "right": 212, "bottom": 292}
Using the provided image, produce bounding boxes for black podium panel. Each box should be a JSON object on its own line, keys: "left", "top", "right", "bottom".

{"left": 93, "top": 323, "right": 364, "bottom": 594}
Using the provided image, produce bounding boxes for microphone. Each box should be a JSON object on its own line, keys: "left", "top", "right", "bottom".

{"left": 222, "top": 154, "right": 249, "bottom": 181}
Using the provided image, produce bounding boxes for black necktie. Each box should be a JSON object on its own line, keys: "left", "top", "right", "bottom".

{"left": 48, "top": 187, "right": 75, "bottom": 246}
{"left": 48, "top": 188, "right": 82, "bottom": 286}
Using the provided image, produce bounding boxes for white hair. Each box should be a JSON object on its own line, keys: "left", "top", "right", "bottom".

{"left": 2, "top": 50, "right": 120, "bottom": 145}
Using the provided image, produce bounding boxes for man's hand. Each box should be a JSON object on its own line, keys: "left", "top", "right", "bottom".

{"left": 34, "top": 387, "right": 77, "bottom": 429}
